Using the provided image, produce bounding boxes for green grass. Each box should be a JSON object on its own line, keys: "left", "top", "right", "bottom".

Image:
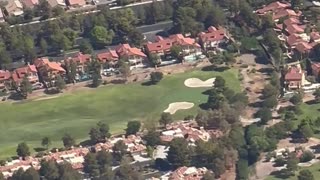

{"left": 0, "top": 69, "right": 240, "bottom": 159}
{"left": 266, "top": 162, "right": 320, "bottom": 180}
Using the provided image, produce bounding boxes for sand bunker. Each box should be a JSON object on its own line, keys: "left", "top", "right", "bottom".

{"left": 164, "top": 102, "right": 194, "bottom": 114}
{"left": 184, "top": 78, "right": 216, "bottom": 88}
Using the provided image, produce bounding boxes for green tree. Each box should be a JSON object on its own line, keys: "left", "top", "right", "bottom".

{"left": 256, "top": 107, "right": 272, "bottom": 124}
{"left": 112, "top": 140, "right": 127, "bottom": 162}
{"left": 22, "top": 35, "right": 36, "bottom": 63}
{"left": 149, "top": 53, "right": 161, "bottom": 67}
{"left": 159, "top": 112, "right": 173, "bottom": 127}
{"left": 39, "top": 38, "right": 48, "bottom": 55}
{"left": 11, "top": 168, "right": 24, "bottom": 180}
{"left": 262, "top": 84, "right": 278, "bottom": 99}
{"left": 290, "top": 93, "right": 303, "bottom": 105}
{"left": 300, "top": 150, "right": 315, "bottom": 163}
{"left": 167, "top": 138, "right": 191, "bottom": 168}
{"left": 0, "top": 47, "right": 12, "bottom": 68}
{"left": 150, "top": 71, "right": 163, "bottom": 84}
{"left": 206, "top": 91, "right": 225, "bottom": 110}
{"left": 65, "top": 60, "right": 77, "bottom": 84}
{"left": 41, "top": 137, "right": 51, "bottom": 150}
{"left": 40, "top": 160, "right": 59, "bottom": 180}
{"left": 22, "top": 167, "right": 40, "bottom": 180}
{"left": 96, "top": 151, "right": 112, "bottom": 167}
{"left": 298, "top": 121, "right": 314, "bottom": 140}
{"left": 55, "top": 75, "right": 66, "bottom": 92}
{"left": 143, "top": 128, "right": 160, "bottom": 147}
{"left": 63, "top": 28, "right": 77, "bottom": 46}
{"left": 286, "top": 153, "right": 299, "bottom": 174}
{"left": 20, "top": 75, "right": 33, "bottom": 99}
{"left": 91, "top": 71, "right": 102, "bottom": 88}
{"left": 90, "top": 26, "right": 114, "bottom": 48}
{"left": 62, "top": 133, "right": 75, "bottom": 149}
{"left": 205, "top": 5, "right": 226, "bottom": 27}
{"left": 118, "top": 59, "right": 131, "bottom": 81}
{"left": 170, "top": 45, "right": 183, "bottom": 62}
{"left": 116, "top": 157, "right": 142, "bottom": 180}
{"left": 52, "top": 6, "right": 65, "bottom": 17}
{"left": 58, "top": 162, "right": 83, "bottom": 180}
{"left": 298, "top": 169, "right": 314, "bottom": 180}
{"left": 214, "top": 76, "right": 226, "bottom": 89}
{"left": 313, "top": 88, "right": 320, "bottom": 103}
{"left": 16, "top": 142, "right": 30, "bottom": 159}
{"left": 116, "top": 0, "right": 132, "bottom": 6}
{"left": 262, "top": 95, "right": 278, "bottom": 109}
{"left": 79, "top": 40, "right": 93, "bottom": 54}
{"left": 83, "top": 152, "right": 100, "bottom": 178}
{"left": 126, "top": 121, "right": 141, "bottom": 135}
{"left": 89, "top": 121, "right": 110, "bottom": 144}
{"left": 236, "top": 159, "right": 249, "bottom": 180}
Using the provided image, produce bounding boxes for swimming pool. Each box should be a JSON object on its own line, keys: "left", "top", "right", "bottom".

{"left": 184, "top": 53, "right": 205, "bottom": 62}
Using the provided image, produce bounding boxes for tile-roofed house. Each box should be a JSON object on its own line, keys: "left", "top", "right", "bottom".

{"left": 0, "top": 70, "right": 11, "bottom": 90}
{"left": 310, "top": 31, "right": 320, "bottom": 43}
{"left": 5, "top": 0, "right": 24, "bottom": 16}
{"left": 198, "top": 26, "right": 228, "bottom": 52}
{"left": 169, "top": 34, "right": 202, "bottom": 55}
{"left": 285, "top": 65, "right": 304, "bottom": 90}
{"left": 22, "top": 0, "right": 39, "bottom": 9}
{"left": 115, "top": 44, "right": 147, "bottom": 68}
{"left": 285, "top": 24, "right": 305, "bottom": 35}
{"left": 256, "top": 1, "right": 290, "bottom": 14}
{"left": 65, "top": 52, "right": 91, "bottom": 73}
{"left": 295, "top": 42, "right": 314, "bottom": 54}
{"left": 273, "top": 9, "right": 301, "bottom": 21}
{"left": 96, "top": 50, "right": 119, "bottom": 64}
{"left": 145, "top": 38, "right": 174, "bottom": 56}
{"left": 34, "top": 57, "right": 66, "bottom": 87}
{"left": 169, "top": 166, "right": 208, "bottom": 180}
{"left": 47, "top": 0, "right": 66, "bottom": 7}
{"left": 65, "top": 0, "right": 86, "bottom": 7}
{"left": 12, "top": 65, "right": 39, "bottom": 85}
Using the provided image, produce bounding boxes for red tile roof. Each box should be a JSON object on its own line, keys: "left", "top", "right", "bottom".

{"left": 72, "top": 52, "right": 91, "bottom": 64}
{"left": 13, "top": 65, "right": 38, "bottom": 82}
{"left": 115, "top": 44, "right": 147, "bottom": 58}
{"left": 22, "top": 0, "right": 39, "bottom": 8}
{"left": 67, "top": 0, "right": 85, "bottom": 6}
{"left": 295, "top": 42, "right": 314, "bottom": 53}
{"left": 169, "top": 34, "right": 200, "bottom": 47}
{"left": 283, "top": 17, "right": 300, "bottom": 27}
{"left": 256, "top": 1, "right": 290, "bottom": 14}
{"left": 97, "top": 50, "right": 119, "bottom": 62}
{"left": 198, "top": 26, "right": 226, "bottom": 43}
{"left": 286, "top": 34, "right": 302, "bottom": 47}
{"left": 312, "top": 62, "right": 320, "bottom": 75}
{"left": 34, "top": 58, "right": 65, "bottom": 72}
{"left": 310, "top": 31, "right": 320, "bottom": 41}
{"left": 146, "top": 39, "right": 174, "bottom": 53}
{"left": 0, "top": 70, "right": 11, "bottom": 81}
{"left": 285, "top": 66, "right": 302, "bottom": 81}
{"left": 286, "top": 24, "right": 305, "bottom": 34}
{"left": 273, "top": 9, "right": 301, "bottom": 20}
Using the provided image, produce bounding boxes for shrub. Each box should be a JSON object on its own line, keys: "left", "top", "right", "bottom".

{"left": 274, "top": 156, "right": 286, "bottom": 167}
{"left": 300, "top": 150, "right": 315, "bottom": 163}
{"left": 240, "top": 64, "right": 249, "bottom": 68}
{"left": 150, "top": 71, "right": 163, "bottom": 84}
{"left": 184, "top": 115, "right": 194, "bottom": 121}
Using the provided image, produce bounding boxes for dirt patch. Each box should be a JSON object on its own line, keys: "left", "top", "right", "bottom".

{"left": 184, "top": 78, "right": 216, "bottom": 88}
{"left": 164, "top": 102, "right": 195, "bottom": 114}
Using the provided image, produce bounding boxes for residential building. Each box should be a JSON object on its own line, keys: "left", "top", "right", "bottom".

{"left": 5, "top": 0, "right": 24, "bottom": 16}
{"left": 169, "top": 34, "right": 202, "bottom": 55}
{"left": 12, "top": 65, "right": 39, "bottom": 85}
{"left": 34, "top": 58, "right": 66, "bottom": 86}
{"left": 284, "top": 65, "right": 304, "bottom": 90}
{"left": 67, "top": 52, "right": 91, "bottom": 73}
{"left": 47, "top": 0, "right": 66, "bottom": 7}
{"left": 256, "top": 1, "right": 290, "bottom": 15}
{"left": 0, "top": 70, "right": 11, "bottom": 90}
{"left": 96, "top": 50, "right": 119, "bottom": 65}
{"left": 198, "top": 26, "right": 228, "bottom": 52}
{"left": 65, "top": 0, "right": 86, "bottom": 7}
{"left": 145, "top": 38, "right": 174, "bottom": 57}
{"left": 115, "top": 44, "right": 147, "bottom": 68}
{"left": 169, "top": 166, "right": 208, "bottom": 180}
{"left": 22, "top": 0, "right": 39, "bottom": 9}
{"left": 160, "top": 121, "right": 211, "bottom": 144}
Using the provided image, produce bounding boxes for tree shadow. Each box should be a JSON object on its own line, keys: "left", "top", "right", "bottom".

{"left": 249, "top": 101, "right": 263, "bottom": 108}
{"left": 202, "top": 89, "right": 215, "bottom": 95}
{"left": 7, "top": 92, "right": 24, "bottom": 101}
{"left": 270, "top": 170, "right": 293, "bottom": 179}
{"left": 305, "top": 99, "right": 319, "bottom": 105}
{"left": 199, "top": 103, "right": 209, "bottom": 110}
{"left": 141, "top": 81, "right": 153, "bottom": 86}
{"left": 80, "top": 139, "right": 94, "bottom": 147}
{"left": 34, "top": 147, "right": 46, "bottom": 152}
{"left": 44, "top": 88, "right": 60, "bottom": 94}
{"left": 201, "top": 65, "right": 230, "bottom": 72}
{"left": 110, "top": 79, "right": 126, "bottom": 84}
{"left": 257, "top": 67, "right": 274, "bottom": 75}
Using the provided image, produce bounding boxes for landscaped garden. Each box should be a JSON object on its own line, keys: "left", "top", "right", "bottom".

{"left": 0, "top": 68, "right": 240, "bottom": 159}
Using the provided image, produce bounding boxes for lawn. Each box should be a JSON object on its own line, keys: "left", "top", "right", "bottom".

{"left": 266, "top": 162, "right": 320, "bottom": 180}
{"left": 0, "top": 68, "right": 240, "bottom": 159}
